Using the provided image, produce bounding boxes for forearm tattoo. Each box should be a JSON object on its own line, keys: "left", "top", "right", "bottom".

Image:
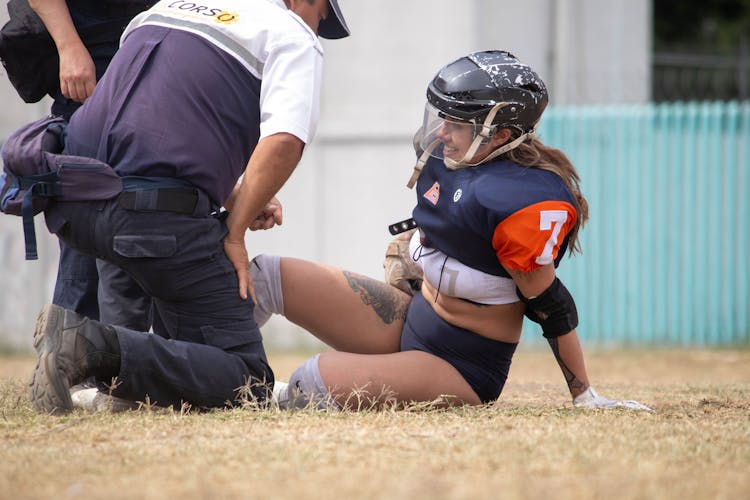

{"left": 547, "top": 337, "right": 586, "bottom": 393}
{"left": 343, "top": 271, "right": 410, "bottom": 324}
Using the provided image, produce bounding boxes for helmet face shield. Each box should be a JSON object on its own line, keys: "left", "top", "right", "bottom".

{"left": 418, "top": 103, "right": 487, "bottom": 161}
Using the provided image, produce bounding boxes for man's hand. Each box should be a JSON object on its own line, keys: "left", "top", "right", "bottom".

{"left": 249, "top": 197, "right": 283, "bottom": 231}
{"left": 223, "top": 238, "right": 255, "bottom": 302}
{"left": 573, "top": 387, "right": 654, "bottom": 412}
{"left": 28, "top": 0, "right": 96, "bottom": 103}
{"left": 58, "top": 44, "right": 96, "bottom": 103}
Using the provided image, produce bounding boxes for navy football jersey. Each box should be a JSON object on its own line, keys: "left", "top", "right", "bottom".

{"left": 412, "top": 156, "right": 577, "bottom": 279}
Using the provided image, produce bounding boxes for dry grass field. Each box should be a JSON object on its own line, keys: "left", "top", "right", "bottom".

{"left": 1, "top": 348, "right": 748, "bottom": 500}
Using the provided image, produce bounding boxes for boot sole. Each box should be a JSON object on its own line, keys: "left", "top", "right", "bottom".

{"left": 29, "top": 304, "right": 74, "bottom": 414}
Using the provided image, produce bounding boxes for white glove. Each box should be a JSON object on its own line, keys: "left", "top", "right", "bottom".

{"left": 573, "top": 387, "right": 654, "bottom": 412}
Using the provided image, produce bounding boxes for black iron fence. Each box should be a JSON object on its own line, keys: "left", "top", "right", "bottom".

{"left": 653, "top": 40, "right": 750, "bottom": 101}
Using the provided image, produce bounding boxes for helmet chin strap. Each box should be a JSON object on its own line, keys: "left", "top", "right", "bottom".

{"left": 444, "top": 130, "right": 533, "bottom": 170}
{"left": 407, "top": 139, "right": 440, "bottom": 188}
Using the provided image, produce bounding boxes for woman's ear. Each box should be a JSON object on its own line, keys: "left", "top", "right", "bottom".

{"left": 492, "top": 128, "right": 513, "bottom": 146}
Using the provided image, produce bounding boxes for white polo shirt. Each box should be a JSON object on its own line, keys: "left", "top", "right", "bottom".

{"left": 123, "top": 0, "right": 324, "bottom": 144}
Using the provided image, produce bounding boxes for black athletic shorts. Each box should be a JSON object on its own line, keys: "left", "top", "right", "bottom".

{"left": 400, "top": 292, "right": 518, "bottom": 403}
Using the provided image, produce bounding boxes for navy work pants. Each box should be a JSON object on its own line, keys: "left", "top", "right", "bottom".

{"left": 52, "top": 242, "right": 100, "bottom": 320}
{"left": 52, "top": 243, "right": 152, "bottom": 329}
{"left": 44, "top": 193, "right": 273, "bottom": 408}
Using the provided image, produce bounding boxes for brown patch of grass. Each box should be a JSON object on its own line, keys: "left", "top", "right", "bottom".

{"left": 1, "top": 349, "right": 748, "bottom": 500}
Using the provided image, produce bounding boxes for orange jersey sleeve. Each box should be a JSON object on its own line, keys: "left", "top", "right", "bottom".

{"left": 492, "top": 200, "right": 577, "bottom": 273}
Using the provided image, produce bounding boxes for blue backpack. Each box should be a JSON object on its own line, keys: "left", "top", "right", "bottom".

{"left": 0, "top": 115, "right": 123, "bottom": 260}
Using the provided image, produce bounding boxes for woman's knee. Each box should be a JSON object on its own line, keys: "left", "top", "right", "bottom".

{"left": 280, "top": 353, "right": 339, "bottom": 410}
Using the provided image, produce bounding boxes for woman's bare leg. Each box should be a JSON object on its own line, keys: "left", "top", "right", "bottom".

{"left": 318, "top": 350, "right": 482, "bottom": 407}
{"left": 280, "top": 257, "right": 411, "bottom": 354}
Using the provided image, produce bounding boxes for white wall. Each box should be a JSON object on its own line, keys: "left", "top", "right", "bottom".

{"left": 0, "top": 0, "right": 651, "bottom": 352}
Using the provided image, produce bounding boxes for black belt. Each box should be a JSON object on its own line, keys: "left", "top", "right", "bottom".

{"left": 118, "top": 187, "right": 198, "bottom": 214}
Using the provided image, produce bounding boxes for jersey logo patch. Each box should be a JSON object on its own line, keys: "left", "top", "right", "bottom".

{"left": 423, "top": 182, "right": 440, "bottom": 205}
{"left": 453, "top": 188, "right": 463, "bottom": 203}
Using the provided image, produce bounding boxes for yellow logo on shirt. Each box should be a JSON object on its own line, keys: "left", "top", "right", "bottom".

{"left": 160, "top": 2, "right": 239, "bottom": 23}
{"left": 215, "top": 11, "right": 239, "bottom": 24}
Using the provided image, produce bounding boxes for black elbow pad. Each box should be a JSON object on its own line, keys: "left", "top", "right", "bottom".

{"left": 516, "top": 277, "right": 578, "bottom": 338}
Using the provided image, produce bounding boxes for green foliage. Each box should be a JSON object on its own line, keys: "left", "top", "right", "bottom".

{"left": 655, "top": 0, "right": 750, "bottom": 53}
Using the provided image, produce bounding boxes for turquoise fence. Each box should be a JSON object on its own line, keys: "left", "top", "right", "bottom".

{"left": 534, "top": 101, "right": 749, "bottom": 346}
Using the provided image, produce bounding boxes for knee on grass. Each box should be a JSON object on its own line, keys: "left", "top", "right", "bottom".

{"left": 279, "top": 354, "right": 339, "bottom": 410}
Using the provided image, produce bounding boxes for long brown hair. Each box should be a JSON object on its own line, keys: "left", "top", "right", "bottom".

{"left": 504, "top": 133, "right": 589, "bottom": 255}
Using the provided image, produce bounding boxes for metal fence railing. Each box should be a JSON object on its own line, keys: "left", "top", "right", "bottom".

{"left": 653, "top": 49, "right": 750, "bottom": 102}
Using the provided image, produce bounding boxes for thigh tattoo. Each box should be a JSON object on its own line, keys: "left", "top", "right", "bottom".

{"left": 342, "top": 271, "right": 411, "bottom": 324}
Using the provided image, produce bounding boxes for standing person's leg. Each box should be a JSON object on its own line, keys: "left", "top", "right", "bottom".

{"left": 47, "top": 40, "right": 117, "bottom": 323}
{"left": 33, "top": 196, "right": 273, "bottom": 412}
{"left": 49, "top": 59, "right": 98, "bottom": 321}
{"left": 52, "top": 242, "right": 100, "bottom": 320}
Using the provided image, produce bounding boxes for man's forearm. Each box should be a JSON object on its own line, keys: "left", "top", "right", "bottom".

{"left": 225, "top": 133, "right": 303, "bottom": 241}
{"left": 28, "top": 0, "right": 82, "bottom": 51}
{"left": 547, "top": 329, "right": 590, "bottom": 398}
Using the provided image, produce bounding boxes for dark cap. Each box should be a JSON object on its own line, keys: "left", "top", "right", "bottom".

{"left": 318, "top": 0, "right": 350, "bottom": 39}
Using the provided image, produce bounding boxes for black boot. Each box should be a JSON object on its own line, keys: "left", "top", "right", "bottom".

{"left": 29, "top": 304, "right": 121, "bottom": 414}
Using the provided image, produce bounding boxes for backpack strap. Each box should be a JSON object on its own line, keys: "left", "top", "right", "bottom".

{"left": 18, "top": 171, "right": 62, "bottom": 260}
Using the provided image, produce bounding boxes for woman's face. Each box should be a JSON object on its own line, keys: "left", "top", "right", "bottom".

{"left": 435, "top": 118, "right": 507, "bottom": 163}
